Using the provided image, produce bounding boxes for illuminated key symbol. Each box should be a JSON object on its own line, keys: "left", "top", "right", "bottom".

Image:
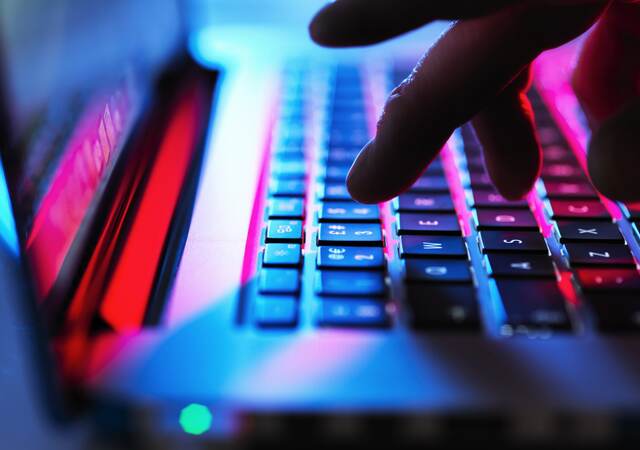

{"left": 328, "top": 247, "right": 346, "bottom": 254}
{"left": 503, "top": 239, "right": 523, "bottom": 245}
{"left": 425, "top": 266, "right": 447, "bottom": 276}
{"left": 578, "top": 228, "right": 597, "bottom": 235}
{"left": 418, "top": 220, "right": 438, "bottom": 226}
{"left": 354, "top": 254, "right": 375, "bottom": 261}
{"left": 328, "top": 224, "right": 346, "bottom": 230}
{"left": 548, "top": 164, "right": 574, "bottom": 176}
{"left": 327, "top": 207, "right": 347, "bottom": 214}
{"left": 353, "top": 208, "right": 371, "bottom": 215}
{"left": 354, "top": 230, "right": 373, "bottom": 236}
{"left": 356, "top": 305, "right": 380, "bottom": 318}
{"left": 276, "top": 225, "right": 293, "bottom": 233}
{"left": 568, "top": 205, "right": 589, "bottom": 214}
{"left": 328, "top": 253, "right": 345, "bottom": 260}
{"left": 588, "top": 251, "right": 610, "bottom": 259}
{"left": 274, "top": 249, "right": 288, "bottom": 257}
{"left": 422, "top": 241, "right": 443, "bottom": 250}
{"left": 449, "top": 306, "right": 467, "bottom": 322}
{"left": 488, "top": 194, "right": 503, "bottom": 203}
{"left": 280, "top": 202, "right": 296, "bottom": 211}
{"left": 560, "top": 184, "right": 580, "bottom": 193}
{"left": 510, "top": 262, "right": 532, "bottom": 270}
{"left": 495, "top": 215, "right": 516, "bottom": 223}
{"left": 415, "top": 197, "right": 435, "bottom": 206}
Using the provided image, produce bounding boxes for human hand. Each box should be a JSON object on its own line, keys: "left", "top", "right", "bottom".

{"left": 309, "top": 0, "right": 640, "bottom": 203}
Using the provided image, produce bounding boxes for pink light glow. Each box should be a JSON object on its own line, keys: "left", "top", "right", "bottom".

{"left": 26, "top": 89, "right": 131, "bottom": 298}
{"left": 534, "top": 44, "right": 622, "bottom": 221}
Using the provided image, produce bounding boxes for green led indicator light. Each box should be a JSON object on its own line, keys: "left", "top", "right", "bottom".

{"left": 179, "top": 403, "right": 212, "bottom": 435}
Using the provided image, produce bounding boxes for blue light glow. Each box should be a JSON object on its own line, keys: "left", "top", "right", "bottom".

{"left": 0, "top": 159, "right": 19, "bottom": 255}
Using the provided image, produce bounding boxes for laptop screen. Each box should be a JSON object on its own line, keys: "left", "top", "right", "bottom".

{"left": 0, "top": 0, "right": 183, "bottom": 323}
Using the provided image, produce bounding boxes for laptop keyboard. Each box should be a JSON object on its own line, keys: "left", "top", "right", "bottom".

{"left": 247, "top": 63, "right": 640, "bottom": 335}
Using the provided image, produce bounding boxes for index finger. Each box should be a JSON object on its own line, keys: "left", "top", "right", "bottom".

{"left": 346, "top": 2, "right": 605, "bottom": 204}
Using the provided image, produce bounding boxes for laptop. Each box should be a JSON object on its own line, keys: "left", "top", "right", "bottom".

{"left": 2, "top": 0, "right": 640, "bottom": 446}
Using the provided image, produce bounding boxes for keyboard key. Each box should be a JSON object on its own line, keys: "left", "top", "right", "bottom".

{"left": 315, "top": 270, "right": 386, "bottom": 296}
{"left": 318, "top": 299, "right": 390, "bottom": 328}
{"left": 404, "top": 259, "right": 472, "bottom": 283}
{"left": 266, "top": 220, "right": 303, "bottom": 243}
{"left": 584, "top": 293, "right": 640, "bottom": 332}
{"left": 322, "top": 164, "right": 350, "bottom": 182}
{"left": 564, "top": 243, "right": 636, "bottom": 267}
{"left": 267, "top": 198, "right": 304, "bottom": 219}
{"left": 546, "top": 199, "right": 610, "bottom": 221}
{"left": 406, "top": 284, "right": 479, "bottom": 330}
{"left": 259, "top": 268, "right": 300, "bottom": 295}
{"left": 478, "top": 230, "right": 548, "bottom": 254}
{"left": 271, "top": 160, "right": 306, "bottom": 179}
{"left": 409, "top": 176, "right": 449, "bottom": 192}
{"left": 469, "top": 190, "right": 528, "bottom": 208}
{"left": 575, "top": 268, "right": 640, "bottom": 291}
{"left": 263, "top": 243, "right": 302, "bottom": 267}
{"left": 484, "top": 254, "right": 556, "bottom": 278}
{"left": 468, "top": 172, "right": 494, "bottom": 189}
{"left": 319, "top": 182, "right": 352, "bottom": 201}
{"left": 542, "top": 181, "right": 597, "bottom": 199}
{"left": 254, "top": 297, "right": 298, "bottom": 328}
{"left": 541, "top": 163, "right": 585, "bottom": 180}
{"left": 399, "top": 235, "right": 467, "bottom": 259}
{"left": 555, "top": 221, "right": 624, "bottom": 243}
{"left": 474, "top": 209, "right": 539, "bottom": 230}
{"left": 495, "top": 280, "right": 571, "bottom": 332}
{"left": 270, "top": 179, "right": 306, "bottom": 197}
{"left": 317, "top": 223, "right": 383, "bottom": 246}
{"left": 317, "top": 246, "right": 385, "bottom": 269}
{"left": 393, "top": 194, "right": 455, "bottom": 212}
{"left": 542, "top": 145, "right": 579, "bottom": 164}
{"left": 396, "top": 213, "right": 461, "bottom": 235}
{"left": 319, "top": 202, "right": 380, "bottom": 222}
{"left": 537, "top": 126, "right": 565, "bottom": 146}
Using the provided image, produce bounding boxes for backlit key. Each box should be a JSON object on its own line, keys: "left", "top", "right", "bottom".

{"left": 318, "top": 299, "right": 390, "bottom": 328}
{"left": 393, "top": 193, "right": 454, "bottom": 212}
{"left": 267, "top": 198, "right": 304, "bottom": 219}
{"left": 495, "top": 279, "right": 571, "bottom": 332}
{"left": 404, "top": 259, "right": 472, "bottom": 283}
{"left": 555, "top": 221, "right": 624, "bottom": 243}
{"left": 270, "top": 179, "right": 306, "bottom": 197}
{"left": 319, "top": 202, "right": 379, "bottom": 222}
{"left": 263, "top": 243, "right": 302, "bottom": 267}
{"left": 484, "top": 254, "right": 556, "bottom": 278}
{"left": 254, "top": 297, "right": 298, "bottom": 328}
{"left": 409, "top": 176, "right": 449, "bottom": 192}
{"left": 315, "top": 271, "right": 387, "bottom": 296}
{"left": 474, "top": 209, "right": 539, "bottom": 231}
{"left": 406, "top": 284, "right": 479, "bottom": 330}
{"left": 396, "top": 213, "right": 461, "bottom": 235}
{"left": 399, "top": 235, "right": 467, "bottom": 258}
{"left": 469, "top": 190, "right": 528, "bottom": 208}
{"left": 317, "top": 246, "right": 385, "bottom": 269}
{"left": 317, "top": 223, "right": 383, "bottom": 246}
{"left": 546, "top": 199, "right": 610, "bottom": 221}
{"left": 478, "top": 230, "right": 548, "bottom": 254}
{"left": 319, "top": 182, "right": 352, "bottom": 201}
{"left": 266, "top": 220, "right": 304, "bottom": 243}
{"left": 575, "top": 268, "right": 640, "bottom": 291}
{"left": 542, "top": 181, "right": 597, "bottom": 199}
{"left": 564, "top": 243, "right": 636, "bottom": 267}
{"left": 259, "top": 268, "right": 300, "bottom": 295}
